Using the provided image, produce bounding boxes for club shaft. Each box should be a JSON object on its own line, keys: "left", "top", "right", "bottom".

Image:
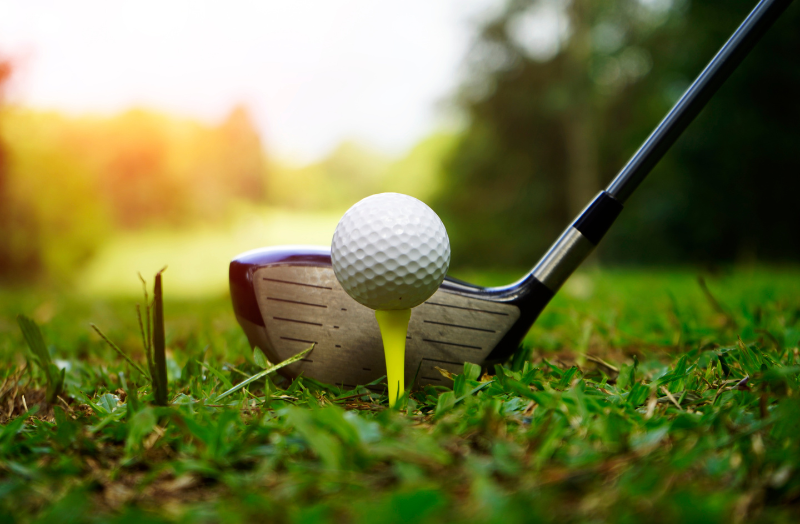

{"left": 606, "top": 0, "right": 793, "bottom": 203}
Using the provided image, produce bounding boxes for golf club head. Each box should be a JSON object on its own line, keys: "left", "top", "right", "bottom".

{"left": 230, "top": 245, "right": 556, "bottom": 388}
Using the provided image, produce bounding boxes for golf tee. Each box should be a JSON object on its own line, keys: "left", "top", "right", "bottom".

{"left": 375, "top": 308, "right": 411, "bottom": 408}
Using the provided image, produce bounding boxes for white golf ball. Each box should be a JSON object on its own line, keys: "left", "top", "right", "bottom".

{"left": 331, "top": 193, "right": 450, "bottom": 310}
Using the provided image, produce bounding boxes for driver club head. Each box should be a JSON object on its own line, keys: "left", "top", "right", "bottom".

{"left": 229, "top": 193, "right": 616, "bottom": 388}
{"left": 229, "top": 245, "right": 555, "bottom": 388}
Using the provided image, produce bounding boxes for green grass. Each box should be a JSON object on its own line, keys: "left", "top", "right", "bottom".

{"left": 78, "top": 206, "right": 342, "bottom": 298}
{"left": 1, "top": 267, "right": 800, "bottom": 523}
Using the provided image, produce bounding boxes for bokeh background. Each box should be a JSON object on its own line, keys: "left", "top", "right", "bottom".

{"left": 0, "top": 0, "right": 798, "bottom": 298}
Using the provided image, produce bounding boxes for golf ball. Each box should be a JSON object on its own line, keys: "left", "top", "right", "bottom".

{"left": 331, "top": 193, "right": 450, "bottom": 310}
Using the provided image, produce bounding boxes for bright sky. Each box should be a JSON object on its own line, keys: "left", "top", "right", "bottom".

{"left": 0, "top": 0, "right": 499, "bottom": 162}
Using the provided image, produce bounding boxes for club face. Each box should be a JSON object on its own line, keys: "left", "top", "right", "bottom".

{"left": 230, "top": 246, "right": 553, "bottom": 387}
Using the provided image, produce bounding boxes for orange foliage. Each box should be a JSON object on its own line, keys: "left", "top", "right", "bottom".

{"left": 61, "top": 106, "right": 266, "bottom": 228}
{"left": 0, "top": 102, "right": 267, "bottom": 282}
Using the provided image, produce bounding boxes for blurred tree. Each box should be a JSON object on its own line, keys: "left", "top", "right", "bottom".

{"left": 0, "top": 105, "right": 269, "bottom": 283}
{"left": 267, "top": 141, "right": 391, "bottom": 210}
{"left": 91, "top": 110, "right": 186, "bottom": 228}
{"left": 215, "top": 106, "right": 267, "bottom": 203}
{"left": 77, "top": 107, "right": 267, "bottom": 228}
{"left": 0, "top": 57, "right": 49, "bottom": 282}
{"left": 381, "top": 132, "right": 459, "bottom": 202}
{"left": 267, "top": 133, "right": 458, "bottom": 212}
{"left": 0, "top": 56, "right": 13, "bottom": 277}
{"left": 605, "top": 0, "right": 800, "bottom": 265}
{"left": 2, "top": 111, "right": 114, "bottom": 282}
{"left": 437, "top": 0, "right": 800, "bottom": 269}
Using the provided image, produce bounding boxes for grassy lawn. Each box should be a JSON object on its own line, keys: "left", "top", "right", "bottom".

{"left": 1, "top": 267, "right": 799, "bottom": 523}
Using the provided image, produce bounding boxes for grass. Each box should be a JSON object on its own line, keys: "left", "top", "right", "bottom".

{"left": 77, "top": 206, "right": 341, "bottom": 298}
{"left": 1, "top": 267, "right": 800, "bottom": 523}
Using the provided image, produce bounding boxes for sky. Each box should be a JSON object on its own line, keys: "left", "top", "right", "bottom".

{"left": 0, "top": 0, "right": 500, "bottom": 163}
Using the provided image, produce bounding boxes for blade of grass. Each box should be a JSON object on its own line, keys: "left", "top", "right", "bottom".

{"left": 152, "top": 267, "right": 169, "bottom": 406}
{"left": 16, "top": 315, "right": 49, "bottom": 367}
{"left": 139, "top": 273, "right": 154, "bottom": 378}
{"left": 214, "top": 344, "right": 315, "bottom": 402}
{"left": 90, "top": 324, "right": 149, "bottom": 378}
{"left": 454, "top": 380, "right": 494, "bottom": 404}
{"left": 198, "top": 361, "right": 234, "bottom": 390}
{"left": 698, "top": 275, "right": 737, "bottom": 328}
{"left": 17, "top": 316, "right": 65, "bottom": 403}
{"left": 119, "top": 372, "right": 139, "bottom": 415}
{"left": 136, "top": 304, "right": 153, "bottom": 376}
{"left": 660, "top": 386, "right": 683, "bottom": 411}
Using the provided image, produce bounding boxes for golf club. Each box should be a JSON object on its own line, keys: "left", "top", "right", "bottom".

{"left": 230, "top": 0, "right": 793, "bottom": 388}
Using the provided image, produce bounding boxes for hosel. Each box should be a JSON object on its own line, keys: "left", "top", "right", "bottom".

{"left": 530, "top": 191, "right": 623, "bottom": 294}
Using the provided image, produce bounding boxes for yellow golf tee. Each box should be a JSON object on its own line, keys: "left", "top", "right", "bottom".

{"left": 375, "top": 308, "right": 411, "bottom": 408}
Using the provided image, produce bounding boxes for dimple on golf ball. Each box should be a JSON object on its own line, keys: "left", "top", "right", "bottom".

{"left": 331, "top": 193, "right": 450, "bottom": 310}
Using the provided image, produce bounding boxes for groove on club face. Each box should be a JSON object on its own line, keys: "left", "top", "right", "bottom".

{"left": 232, "top": 255, "right": 522, "bottom": 387}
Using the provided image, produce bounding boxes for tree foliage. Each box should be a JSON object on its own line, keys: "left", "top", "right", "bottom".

{"left": 0, "top": 105, "right": 267, "bottom": 282}
{"left": 437, "top": 0, "right": 800, "bottom": 269}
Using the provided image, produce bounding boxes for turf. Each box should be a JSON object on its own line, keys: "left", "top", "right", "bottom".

{"left": 1, "top": 268, "right": 800, "bottom": 523}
